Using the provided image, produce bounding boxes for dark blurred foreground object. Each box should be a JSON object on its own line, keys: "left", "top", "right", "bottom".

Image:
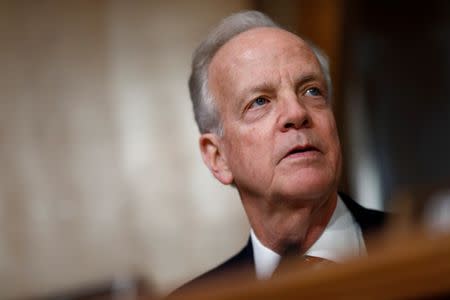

{"left": 168, "top": 230, "right": 450, "bottom": 300}
{"left": 32, "top": 276, "right": 154, "bottom": 300}
{"left": 168, "top": 187, "right": 450, "bottom": 300}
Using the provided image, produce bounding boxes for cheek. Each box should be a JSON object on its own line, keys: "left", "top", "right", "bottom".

{"left": 230, "top": 130, "right": 266, "bottom": 161}
{"left": 324, "top": 118, "right": 342, "bottom": 169}
{"left": 315, "top": 113, "right": 341, "bottom": 158}
{"left": 225, "top": 126, "right": 273, "bottom": 171}
{"left": 321, "top": 111, "right": 338, "bottom": 139}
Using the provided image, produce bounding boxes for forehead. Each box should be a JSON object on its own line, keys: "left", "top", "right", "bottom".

{"left": 216, "top": 27, "right": 312, "bottom": 59}
{"left": 208, "top": 27, "right": 321, "bottom": 97}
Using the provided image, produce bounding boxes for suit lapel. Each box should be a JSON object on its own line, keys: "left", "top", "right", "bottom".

{"left": 339, "top": 192, "right": 388, "bottom": 249}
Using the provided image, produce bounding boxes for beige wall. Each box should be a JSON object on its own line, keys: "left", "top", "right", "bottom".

{"left": 0, "top": 1, "right": 251, "bottom": 298}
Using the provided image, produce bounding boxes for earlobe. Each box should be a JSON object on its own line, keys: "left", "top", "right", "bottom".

{"left": 199, "top": 134, "right": 234, "bottom": 185}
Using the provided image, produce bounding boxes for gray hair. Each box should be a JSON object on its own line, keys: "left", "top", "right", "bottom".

{"left": 189, "top": 10, "right": 332, "bottom": 135}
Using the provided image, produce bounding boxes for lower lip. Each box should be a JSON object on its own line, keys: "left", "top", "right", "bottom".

{"left": 284, "top": 150, "right": 321, "bottom": 160}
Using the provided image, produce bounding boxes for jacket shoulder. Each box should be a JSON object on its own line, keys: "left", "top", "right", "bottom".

{"left": 339, "top": 192, "right": 390, "bottom": 236}
{"left": 168, "top": 240, "right": 254, "bottom": 297}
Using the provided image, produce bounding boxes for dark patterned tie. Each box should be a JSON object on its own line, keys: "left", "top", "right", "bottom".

{"left": 272, "top": 246, "right": 336, "bottom": 277}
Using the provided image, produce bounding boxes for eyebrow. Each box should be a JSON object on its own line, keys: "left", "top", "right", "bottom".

{"left": 293, "top": 73, "right": 324, "bottom": 90}
{"left": 241, "top": 80, "right": 276, "bottom": 96}
{"left": 241, "top": 72, "right": 325, "bottom": 97}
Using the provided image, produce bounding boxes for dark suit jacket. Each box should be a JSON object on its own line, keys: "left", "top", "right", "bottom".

{"left": 171, "top": 193, "right": 388, "bottom": 296}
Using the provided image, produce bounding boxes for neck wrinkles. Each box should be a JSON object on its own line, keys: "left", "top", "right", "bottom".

{"left": 244, "top": 192, "right": 338, "bottom": 254}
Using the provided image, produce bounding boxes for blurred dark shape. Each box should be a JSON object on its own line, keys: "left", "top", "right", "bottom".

{"left": 342, "top": 0, "right": 450, "bottom": 207}
{"left": 390, "top": 182, "right": 450, "bottom": 234}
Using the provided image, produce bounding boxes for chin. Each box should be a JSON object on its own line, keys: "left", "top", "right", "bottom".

{"left": 274, "top": 175, "right": 336, "bottom": 204}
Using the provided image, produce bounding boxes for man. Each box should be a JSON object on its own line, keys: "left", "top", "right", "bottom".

{"left": 176, "top": 10, "right": 386, "bottom": 293}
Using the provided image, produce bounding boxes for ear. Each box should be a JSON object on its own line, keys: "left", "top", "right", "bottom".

{"left": 199, "top": 133, "right": 233, "bottom": 185}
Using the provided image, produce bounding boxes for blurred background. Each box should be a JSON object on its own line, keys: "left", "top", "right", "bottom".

{"left": 1, "top": 0, "right": 449, "bottom": 299}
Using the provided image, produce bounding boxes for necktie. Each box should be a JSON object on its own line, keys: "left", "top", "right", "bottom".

{"left": 272, "top": 246, "right": 336, "bottom": 277}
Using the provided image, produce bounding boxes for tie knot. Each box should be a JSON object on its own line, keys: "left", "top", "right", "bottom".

{"left": 272, "top": 253, "right": 336, "bottom": 277}
{"left": 301, "top": 255, "right": 335, "bottom": 268}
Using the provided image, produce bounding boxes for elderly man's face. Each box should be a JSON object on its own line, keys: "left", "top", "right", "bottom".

{"left": 203, "top": 27, "right": 341, "bottom": 206}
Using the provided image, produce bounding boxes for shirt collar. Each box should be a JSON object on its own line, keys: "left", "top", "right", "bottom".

{"left": 250, "top": 195, "right": 367, "bottom": 279}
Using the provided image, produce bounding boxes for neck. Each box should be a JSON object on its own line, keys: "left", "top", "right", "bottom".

{"left": 245, "top": 192, "right": 338, "bottom": 255}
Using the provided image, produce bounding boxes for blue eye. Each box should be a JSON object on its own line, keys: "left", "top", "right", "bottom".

{"left": 250, "top": 97, "right": 269, "bottom": 108}
{"left": 305, "top": 87, "right": 321, "bottom": 97}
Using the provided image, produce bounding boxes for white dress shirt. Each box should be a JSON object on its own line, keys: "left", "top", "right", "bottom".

{"left": 250, "top": 196, "right": 367, "bottom": 279}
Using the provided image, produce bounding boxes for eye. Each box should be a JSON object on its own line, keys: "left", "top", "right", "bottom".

{"left": 249, "top": 96, "right": 269, "bottom": 109}
{"left": 305, "top": 87, "right": 321, "bottom": 97}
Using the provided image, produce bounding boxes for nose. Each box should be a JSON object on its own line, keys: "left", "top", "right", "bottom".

{"left": 279, "top": 92, "right": 310, "bottom": 131}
